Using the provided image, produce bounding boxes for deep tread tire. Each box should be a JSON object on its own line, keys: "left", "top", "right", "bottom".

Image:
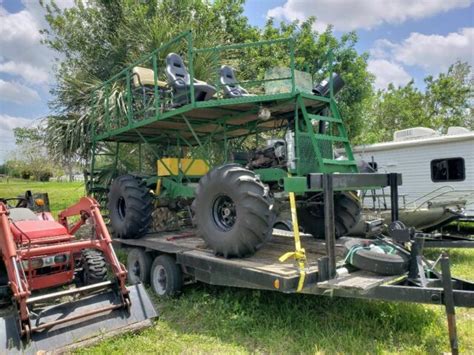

{"left": 192, "top": 164, "right": 275, "bottom": 258}
{"left": 127, "top": 248, "right": 152, "bottom": 285}
{"left": 150, "top": 255, "right": 182, "bottom": 297}
{"left": 107, "top": 174, "right": 153, "bottom": 239}
{"left": 343, "top": 238, "right": 410, "bottom": 276}
{"left": 298, "top": 192, "right": 362, "bottom": 238}
{"left": 81, "top": 249, "right": 108, "bottom": 285}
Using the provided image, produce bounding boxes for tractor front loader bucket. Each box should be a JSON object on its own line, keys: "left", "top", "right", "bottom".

{"left": 1, "top": 282, "right": 157, "bottom": 353}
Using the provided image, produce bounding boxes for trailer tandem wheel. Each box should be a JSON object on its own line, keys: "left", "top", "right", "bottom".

{"left": 127, "top": 247, "right": 153, "bottom": 285}
{"left": 150, "top": 255, "right": 183, "bottom": 297}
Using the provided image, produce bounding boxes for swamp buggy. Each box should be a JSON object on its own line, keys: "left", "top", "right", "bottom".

{"left": 0, "top": 191, "right": 156, "bottom": 353}
{"left": 84, "top": 31, "right": 473, "bottom": 353}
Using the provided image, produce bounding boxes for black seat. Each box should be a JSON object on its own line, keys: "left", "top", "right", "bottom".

{"left": 165, "top": 53, "right": 216, "bottom": 106}
{"left": 219, "top": 65, "right": 251, "bottom": 98}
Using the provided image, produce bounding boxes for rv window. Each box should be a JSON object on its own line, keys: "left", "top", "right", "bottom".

{"left": 431, "top": 158, "right": 465, "bottom": 182}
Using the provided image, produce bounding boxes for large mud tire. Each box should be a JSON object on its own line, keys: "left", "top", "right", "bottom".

{"left": 107, "top": 174, "right": 153, "bottom": 239}
{"left": 192, "top": 164, "right": 275, "bottom": 258}
{"left": 298, "top": 192, "right": 361, "bottom": 238}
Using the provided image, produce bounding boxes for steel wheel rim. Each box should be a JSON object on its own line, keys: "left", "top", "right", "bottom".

{"left": 212, "top": 195, "right": 236, "bottom": 231}
{"left": 117, "top": 196, "right": 127, "bottom": 220}
{"left": 131, "top": 260, "right": 141, "bottom": 281}
{"left": 153, "top": 265, "right": 167, "bottom": 295}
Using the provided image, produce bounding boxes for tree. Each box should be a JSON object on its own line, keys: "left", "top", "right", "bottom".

{"left": 10, "top": 127, "right": 58, "bottom": 181}
{"left": 362, "top": 81, "right": 429, "bottom": 143}
{"left": 360, "top": 61, "right": 473, "bottom": 144}
{"left": 41, "top": 0, "right": 373, "bottom": 162}
{"left": 424, "top": 61, "right": 473, "bottom": 130}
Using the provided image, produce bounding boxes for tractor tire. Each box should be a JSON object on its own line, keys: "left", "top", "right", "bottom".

{"left": 150, "top": 255, "right": 183, "bottom": 297}
{"left": 81, "top": 249, "right": 108, "bottom": 285}
{"left": 343, "top": 238, "right": 410, "bottom": 276}
{"left": 298, "top": 192, "right": 361, "bottom": 238}
{"left": 192, "top": 164, "right": 275, "bottom": 258}
{"left": 107, "top": 174, "right": 153, "bottom": 239}
{"left": 127, "top": 248, "right": 152, "bottom": 285}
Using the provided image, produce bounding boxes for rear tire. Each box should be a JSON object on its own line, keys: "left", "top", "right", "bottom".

{"left": 150, "top": 255, "right": 182, "bottom": 297}
{"left": 107, "top": 174, "right": 153, "bottom": 239}
{"left": 127, "top": 248, "right": 152, "bottom": 285}
{"left": 81, "top": 249, "right": 108, "bottom": 285}
{"left": 192, "top": 164, "right": 275, "bottom": 258}
{"left": 298, "top": 192, "right": 361, "bottom": 238}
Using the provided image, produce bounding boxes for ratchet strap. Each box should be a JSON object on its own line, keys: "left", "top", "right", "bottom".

{"left": 279, "top": 175, "right": 307, "bottom": 292}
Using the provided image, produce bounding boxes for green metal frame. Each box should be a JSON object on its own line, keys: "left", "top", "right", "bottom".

{"left": 87, "top": 31, "right": 358, "bottom": 200}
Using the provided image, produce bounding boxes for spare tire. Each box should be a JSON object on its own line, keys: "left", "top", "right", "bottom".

{"left": 298, "top": 192, "right": 361, "bottom": 238}
{"left": 192, "top": 164, "right": 275, "bottom": 258}
{"left": 107, "top": 175, "right": 153, "bottom": 239}
{"left": 343, "top": 238, "right": 410, "bottom": 276}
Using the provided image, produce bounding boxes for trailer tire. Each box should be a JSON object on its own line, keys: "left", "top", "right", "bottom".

{"left": 127, "top": 248, "right": 152, "bottom": 285}
{"left": 81, "top": 249, "right": 108, "bottom": 285}
{"left": 343, "top": 238, "right": 410, "bottom": 276}
{"left": 108, "top": 174, "right": 153, "bottom": 239}
{"left": 192, "top": 164, "right": 275, "bottom": 258}
{"left": 298, "top": 192, "right": 361, "bottom": 238}
{"left": 150, "top": 255, "right": 182, "bottom": 297}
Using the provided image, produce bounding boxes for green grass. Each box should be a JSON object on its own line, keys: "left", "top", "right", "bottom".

{"left": 0, "top": 178, "right": 84, "bottom": 216}
{"left": 1, "top": 180, "right": 473, "bottom": 354}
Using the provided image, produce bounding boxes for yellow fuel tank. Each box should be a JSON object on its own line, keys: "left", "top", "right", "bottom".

{"left": 157, "top": 158, "right": 209, "bottom": 176}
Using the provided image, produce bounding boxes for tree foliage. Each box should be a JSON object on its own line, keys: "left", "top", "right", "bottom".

{"left": 361, "top": 61, "right": 473, "bottom": 143}
{"left": 6, "top": 127, "right": 58, "bottom": 181}
{"left": 41, "top": 0, "right": 373, "bottom": 161}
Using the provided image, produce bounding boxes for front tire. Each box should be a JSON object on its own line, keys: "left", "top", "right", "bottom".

{"left": 192, "top": 164, "right": 275, "bottom": 258}
{"left": 81, "top": 249, "right": 108, "bottom": 285}
{"left": 107, "top": 174, "right": 153, "bottom": 239}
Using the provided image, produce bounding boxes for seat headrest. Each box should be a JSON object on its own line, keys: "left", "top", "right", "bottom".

{"left": 166, "top": 53, "right": 190, "bottom": 85}
{"left": 220, "top": 65, "right": 238, "bottom": 85}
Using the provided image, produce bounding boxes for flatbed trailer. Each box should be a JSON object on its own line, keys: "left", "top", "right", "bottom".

{"left": 116, "top": 172, "right": 473, "bottom": 354}
{"left": 117, "top": 230, "right": 473, "bottom": 306}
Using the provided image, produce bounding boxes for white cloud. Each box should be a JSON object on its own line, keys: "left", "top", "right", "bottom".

{"left": 267, "top": 0, "right": 472, "bottom": 32}
{"left": 0, "top": 61, "right": 49, "bottom": 84}
{"left": 393, "top": 28, "right": 474, "bottom": 73}
{"left": 371, "top": 28, "right": 474, "bottom": 76}
{"left": 367, "top": 59, "right": 412, "bottom": 90}
{"left": 0, "top": 79, "right": 41, "bottom": 104}
{"left": 0, "top": 6, "right": 53, "bottom": 77}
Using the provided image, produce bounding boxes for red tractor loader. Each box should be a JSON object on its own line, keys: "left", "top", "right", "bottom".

{"left": 0, "top": 192, "right": 156, "bottom": 353}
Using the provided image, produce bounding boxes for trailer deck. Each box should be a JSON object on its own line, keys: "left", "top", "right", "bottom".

{"left": 117, "top": 229, "right": 473, "bottom": 306}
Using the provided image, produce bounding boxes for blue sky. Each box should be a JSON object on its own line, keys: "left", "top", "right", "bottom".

{"left": 0, "top": 0, "right": 473, "bottom": 162}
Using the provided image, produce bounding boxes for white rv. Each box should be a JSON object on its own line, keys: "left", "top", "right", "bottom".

{"left": 349, "top": 127, "right": 474, "bottom": 231}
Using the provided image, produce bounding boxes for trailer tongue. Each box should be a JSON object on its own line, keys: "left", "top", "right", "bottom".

{"left": 0, "top": 194, "right": 157, "bottom": 353}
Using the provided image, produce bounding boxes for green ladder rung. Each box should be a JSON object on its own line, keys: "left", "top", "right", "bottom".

{"left": 307, "top": 114, "right": 342, "bottom": 124}
{"left": 322, "top": 158, "right": 357, "bottom": 166}
{"left": 314, "top": 134, "right": 348, "bottom": 143}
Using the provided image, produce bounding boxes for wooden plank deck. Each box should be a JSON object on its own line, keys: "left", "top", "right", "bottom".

{"left": 118, "top": 228, "right": 347, "bottom": 279}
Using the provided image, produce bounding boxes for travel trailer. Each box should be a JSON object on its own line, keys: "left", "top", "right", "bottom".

{"left": 349, "top": 127, "right": 474, "bottom": 232}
